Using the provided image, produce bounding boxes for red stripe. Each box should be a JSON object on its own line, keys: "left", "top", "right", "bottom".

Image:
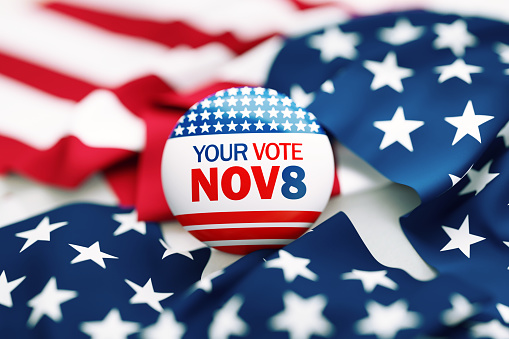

{"left": 0, "top": 50, "right": 96, "bottom": 102}
{"left": 177, "top": 211, "right": 321, "bottom": 226}
{"left": 189, "top": 227, "right": 307, "bottom": 242}
{"left": 45, "top": 2, "right": 275, "bottom": 55}
{"left": 0, "top": 135, "right": 133, "bottom": 188}
{"left": 212, "top": 244, "right": 286, "bottom": 255}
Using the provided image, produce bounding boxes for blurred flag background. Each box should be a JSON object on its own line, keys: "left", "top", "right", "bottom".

{"left": 0, "top": 0, "right": 508, "bottom": 338}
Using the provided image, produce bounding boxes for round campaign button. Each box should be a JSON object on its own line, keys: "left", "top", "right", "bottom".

{"left": 161, "top": 87, "right": 334, "bottom": 255}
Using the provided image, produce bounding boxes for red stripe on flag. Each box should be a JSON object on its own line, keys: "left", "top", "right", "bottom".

{"left": 0, "top": 50, "right": 96, "bottom": 101}
{"left": 0, "top": 135, "right": 133, "bottom": 188}
{"left": 189, "top": 227, "right": 308, "bottom": 242}
{"left": 45, "top": 2, "right": 275, "bottom": 55}
{"left": 177, "top": 211, "right": 321, "bottom": 226}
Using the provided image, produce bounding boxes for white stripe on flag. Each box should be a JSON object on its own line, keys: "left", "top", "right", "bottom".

{"left": 0, "top": 75, "right": 145, "bottom": 151}
{"left": 0, "top": 6, "right": 235, "bottom": 88}
{"left": 56, "top": 0, "right": 349, "bottom": 39}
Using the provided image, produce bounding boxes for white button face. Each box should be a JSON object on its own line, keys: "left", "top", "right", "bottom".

{"left": 161, "top": 87, "right": 334, "bottom": 254}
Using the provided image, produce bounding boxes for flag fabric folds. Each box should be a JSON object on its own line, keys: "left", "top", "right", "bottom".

{"left": 1, "top": 1, "right": 509, "bottom": 338}
{"left": 267, "top": 10, "right": 509, "bottom": 202}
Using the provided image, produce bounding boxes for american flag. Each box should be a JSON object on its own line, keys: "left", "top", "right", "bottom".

{"left": 1, "top": 0, "right": 509, "bottom": 338}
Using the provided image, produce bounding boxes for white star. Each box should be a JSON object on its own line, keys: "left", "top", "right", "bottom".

{"left": 125, "top": 278, "right": 173, "bottom": 313}
{"left": 281, "top": 108, "right": 293, "bottom": 118}
{"left": 253, "top": 108, "right": 264, "bottom": 118}
{"left": 187, "top": 111, "right": 198, "bottom": 122}
{"left": 213, "top": 109, "right": 224, "bottom": 119}
{"left": 280, "top": 96, "right": 293, "bottom": 106}
{"left": 200, "top": 110, "right": 211, "bottom": 120}
{"left": 239, "top": 108, "right": 251, "bottom": 118}
{"left": 27, "top": 277, "right": 78, "bottom": 327}
{"left": 374, "top": 107, "right": 424, "bottom": 152}
{"left": 174, "top": 125, "right": 184, "bottom": 136}
{"left": 215, "top": 90, "right": 225, "bottom": 96}
{"left": 441, "top": 215, "right": 485, "bottom": 258}
{"left": 240, "top": 120, "right": 251, "bottom": 131}
{"left": 226, "top": 96, "right": 238, "bottom": 106}
{"left": 254, "top": 120, "right": 265, "bottom": 131}
{"left": 434, "top": 59, "right": 482, "bottom": 84}
{"left": 495, "top": 42, "right": 509, "bottom": 64}
{"left": 295, "top": 108, "right": 307, "bottom": 119}
{"left": 320, "top": 80, "right": 335, "bottom": 94}
{"left": 200, "top": 122, "right": 211, "bottom": 133}
{"left": 254, "top": 87, "right": 265, "bottom": 95}
{"left": 295, "top": 120, "right": 307, "bottom": 131}
{"left": 496, "top": 303, "right": 509, "bottom": 323}
{"left": 69, "top": 241, "right": 118, "bottom": 269}
{"left": 308, "top": 121, "right": 320, "bottom": 133}
{"left": 308, "top": 112, "right": 316, "bottom": 120}
{"left": 112, "top": 210, "right": 146, "bottom": 236}
{"left": 459, "top": 160, "right": 499, "bottom": 196}
{"left": 159, "top": 238, "right": 193, "bottom": 260}
{"left": 214, "top": 121, "right": 224, "bottom": 132}
{"left": 364, "top": 51, "right": 414, "bottom": 92}
{"left": 497, "top": 121, "right": 509, "bottom": 147}
{"left": 265, "top": 250, "right": 317, "bottom": 283}
{"left": 240, "top": 96, "right": 251, "bottom": 106}
{"left": 471, "top": 319, "right": 509, "bottom": 339}
{"left": 142, "top": 310, "right": 186, "bottom": 339}
{"left": 290, "top": 84, "right": 315, "bottom": 108}
{"left": 201, "top": 99, "right": 211, "bottom": 108}
{"left": 186, "top": 123, "right": 197, "bottom": 134}
{"left": 194, "top": 270, "right": 223, "bottom": 293}
{"left": 378, "top": 18, "right": 424, "bottom": 45}
{"left": 253, "top": 95, "right": 265, "bottom": 106}
{"left": 267, "top": 108, "right": 279, "bottom": 118}
{"left": 433, "top": 19, "right": 477, "bottom": 57}
{"left": 355, "top": 299, "right": 421, "bottom": 339}
{"left": 16, "top": 216, "right": 68, "bottom": 253}
{"left": 308, "top": 26, "right": 360, "bottom": 61}
{"left": 267, "top": 96, "right": 279, "bottom": 106}
{"left": 268, "top": 89, "right": 278, "bottom": 95}
{"left": 208, "top": 295, "right": 248, "bottom": 339}
{"left": 177, "top": 115, "right": 185, "bottom": 124}
{"left": 240, "top": 87, "right": 252, "bottom": 95}
{"left": 227, "top": 88, "right": 239, "bottom": 95}
{"left": 81, "top": 308, "right": 140, "bottom": 339}
{"left": 445, "top": 100, "right": 494, "bottom": 145}
{"left": 268, "top": 120, "right": 280, "bottom": 131}
{"left": 341, "top": 269, "right": 398, "bottom": 293}
{"left": 213, "top": 97, "right": 225, "bottom": 107}
{"left": 227, "top": 121, "right": 238, "bottom": 131}
{"left": 441, "top": 293, "right": 478, "bottom": 326}
{"left": 0, "top": 270, "right": 25, "bottom": 308}
{"left": 282, "top": 120, "right": 293, "bottom": 131}
{"left": 269, "top": 291, "right": 333, "bottom": 339}
{"left": 226, "top": 108, "right": 237, "bottom": 119}
{"left": 295, "top": 121, "right": 307, "bottom": 131}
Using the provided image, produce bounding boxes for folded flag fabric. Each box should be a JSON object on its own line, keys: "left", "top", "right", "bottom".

{"left": 2, "top": 203, "right": 507, "bottom": 338}
{"left": 402, "top": 124, "right": 509, "bottom": 331}
{"left": 0, "top": 0, "right": 347, "bottom": 222}
{"left": 0, "top": 203, "right": 211, "bottom": 338}
{"left": 267, "top": 10, "right": 509, "bottom": 202}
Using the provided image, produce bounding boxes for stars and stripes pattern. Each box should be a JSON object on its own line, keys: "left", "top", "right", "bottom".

{"left": 268, "top": 10, "right": 509, "bottom": 202}
{"left": 1, "top": 2, "right": 509, "bottom": 339}
{"left": 170, "top": 87, "right": 324, "bottom": 138}
{"left": 0, "top": 0, "right": 346, "bottom": 222}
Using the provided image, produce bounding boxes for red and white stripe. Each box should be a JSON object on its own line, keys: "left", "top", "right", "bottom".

{"left": 177, "top": 210, "right": 321, "bottom": 254}
{"left": 0, "top": 0, "right": 349, "bottom": 222}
